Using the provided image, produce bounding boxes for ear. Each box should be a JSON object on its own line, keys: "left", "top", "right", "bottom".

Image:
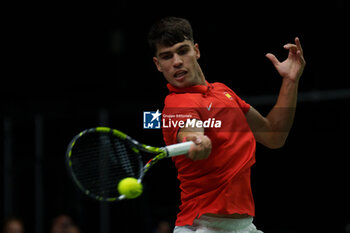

{"left": 194, "top": 43, "right": 200, "bottom": 60}
{"left": 153, "top": 56, "right": 162, "bottom": 72}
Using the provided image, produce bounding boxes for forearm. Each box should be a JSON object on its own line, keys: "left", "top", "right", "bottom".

{"left": 266, "top": 78, "right": 299, "bottom": 145}
{"left": 250, "top": 37, "right": 305, "bottom": 149}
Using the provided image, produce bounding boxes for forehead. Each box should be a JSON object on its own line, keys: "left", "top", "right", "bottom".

{"left": 156, "top": 40, "right": 193, "bottom": 56}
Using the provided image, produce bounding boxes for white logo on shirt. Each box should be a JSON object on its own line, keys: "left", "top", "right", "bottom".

{"left": 207, "top": 102, "right": 213, "bottom": 111}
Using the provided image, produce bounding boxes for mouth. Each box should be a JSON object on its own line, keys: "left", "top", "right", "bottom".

{"left": 174, "top": 70, "right": 188, "bottom": 81}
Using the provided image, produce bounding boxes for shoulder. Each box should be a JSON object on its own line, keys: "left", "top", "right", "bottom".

{"left": 211, "top": 82, "right": 228, "bottom": 89}
{"left": 211, "top": 82, "right": 235, "bottom": 93}
{"left": 212, "top": 82, "right": 250, "bottom": 113}
{"left": 211, "top": 82, "right": 239, "bottom": 97}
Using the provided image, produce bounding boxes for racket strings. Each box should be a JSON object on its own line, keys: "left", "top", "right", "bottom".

{"left": 70, "top": 132, "right": 141, "bottom": 198}
{"left": 112, "top": 137, "right": 135, "bottom": 177}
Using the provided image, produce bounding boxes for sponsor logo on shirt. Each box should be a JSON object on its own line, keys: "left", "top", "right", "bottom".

{"left": 224, "top": 92, "right": 233, "bottom": 100}
{"left": 207, "top": 102, "right": 212, "bottom": 111}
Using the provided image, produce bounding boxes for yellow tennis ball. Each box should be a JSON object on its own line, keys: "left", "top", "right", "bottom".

{"left": 118, "top": 177, "right": 143, "bottom": 199}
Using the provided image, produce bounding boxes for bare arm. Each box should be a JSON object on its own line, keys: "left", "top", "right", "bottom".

{"left": 246, "top": 37, "right": 306, "bottom": 149}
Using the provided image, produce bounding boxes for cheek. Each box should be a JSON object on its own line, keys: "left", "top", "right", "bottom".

{"left": 184, "top": 56, "right": 197, "bottom": 71}
{"left": 159, "top": 62, "right": 172, "bottom": 74}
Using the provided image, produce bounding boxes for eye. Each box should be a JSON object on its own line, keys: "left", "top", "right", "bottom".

{"left": 178, "top": 47, "right": 189, "bottom": 55}
{"left": 160, "top": 53, "right": 173, "bottom": 60}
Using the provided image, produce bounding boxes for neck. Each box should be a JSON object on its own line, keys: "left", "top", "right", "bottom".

{"left": 194, "top": 62, "right": 206, "bottom": 86}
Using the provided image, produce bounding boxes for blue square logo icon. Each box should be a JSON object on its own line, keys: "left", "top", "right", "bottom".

{"left": 143, "top": 110, "right": 161, "bottom": 129}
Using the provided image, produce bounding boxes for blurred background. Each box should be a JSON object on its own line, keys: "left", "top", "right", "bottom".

{"left": 1, "top": 1, "right": 349, "bottom": 233}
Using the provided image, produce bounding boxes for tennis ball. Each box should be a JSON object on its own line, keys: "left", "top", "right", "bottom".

{"left": 118, "top": 177, "right": 143, "bottom": 199}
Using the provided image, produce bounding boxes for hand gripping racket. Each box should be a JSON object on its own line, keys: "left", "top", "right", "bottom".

{"left": 66, "top": 127, "right": 193, "bottom": 201}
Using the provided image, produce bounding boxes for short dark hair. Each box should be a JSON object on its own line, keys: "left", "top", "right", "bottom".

{"left": 148, "top": 17, "right": 194, "bottom": 55}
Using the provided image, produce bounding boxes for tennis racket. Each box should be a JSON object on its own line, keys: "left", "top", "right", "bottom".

{"left": 66, "top": 127, "right": 193, "bottom": 202}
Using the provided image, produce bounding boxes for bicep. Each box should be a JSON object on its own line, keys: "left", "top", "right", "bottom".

{"left": 245, "top": 106, "right": 272, "bottom": 146}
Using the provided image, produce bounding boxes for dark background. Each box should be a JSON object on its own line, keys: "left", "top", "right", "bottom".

{"left": 1, "top": 1, "right": 349, "bottom": 233}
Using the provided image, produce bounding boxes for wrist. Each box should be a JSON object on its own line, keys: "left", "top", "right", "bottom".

{"left": 282, "top": 77, "right": 299, "bottom": 91}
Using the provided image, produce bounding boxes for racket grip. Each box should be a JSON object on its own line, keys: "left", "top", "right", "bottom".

{"left": 165, "top": 141, "right": 194, "bottom": 157}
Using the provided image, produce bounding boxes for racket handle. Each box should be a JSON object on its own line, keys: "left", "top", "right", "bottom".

{"left": 165, "top": 141, "right": 194, "bottom": 157}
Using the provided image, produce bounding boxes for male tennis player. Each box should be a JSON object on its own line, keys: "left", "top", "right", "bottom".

{"left": 148, "top": 17, "right": 305, "bottom": 233}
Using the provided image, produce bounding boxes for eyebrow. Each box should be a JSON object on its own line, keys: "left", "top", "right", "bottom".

{"left": 158, "top": 44, "right": 190, "bottom": 57}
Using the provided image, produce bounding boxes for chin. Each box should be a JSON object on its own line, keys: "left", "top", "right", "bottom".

{"left": 172, "top": 81, "right": 192, "bottom": 88}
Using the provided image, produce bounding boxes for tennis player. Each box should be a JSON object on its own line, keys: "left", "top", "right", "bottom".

{"left": 148, "top": 17, "right": 305, "bottom": 233}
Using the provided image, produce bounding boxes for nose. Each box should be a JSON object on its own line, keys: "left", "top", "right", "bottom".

{"left": 173, "top": 53, "right": 183, "bottom": 68}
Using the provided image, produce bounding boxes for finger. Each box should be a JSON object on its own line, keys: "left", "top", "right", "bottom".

{"left": 283, "top": 43, "right": 296, "bottom": 49}
{"left": 297, "top": 50, "right": 306, "bottom": 65}
{"left": 283, "top": 43, "right": 298, "bottom": 53}
{"left": 187, "top": 144, "right": 195, "bottom": 156}
{"left": 194, "top": 136, "right": 202, "bottom": 144}
{"left": 265, "top": 53, "right": 280, "bottom": 67}
{"left": 295, "top": 37, "right": 303, "bottom": 55}
{"left": 185, "top": 135, "right": 202, "bottom": 145}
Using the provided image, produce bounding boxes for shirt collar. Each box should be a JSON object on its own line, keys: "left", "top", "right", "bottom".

{"left": 167, "top": 81, "right": 212, "bottom": 94}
